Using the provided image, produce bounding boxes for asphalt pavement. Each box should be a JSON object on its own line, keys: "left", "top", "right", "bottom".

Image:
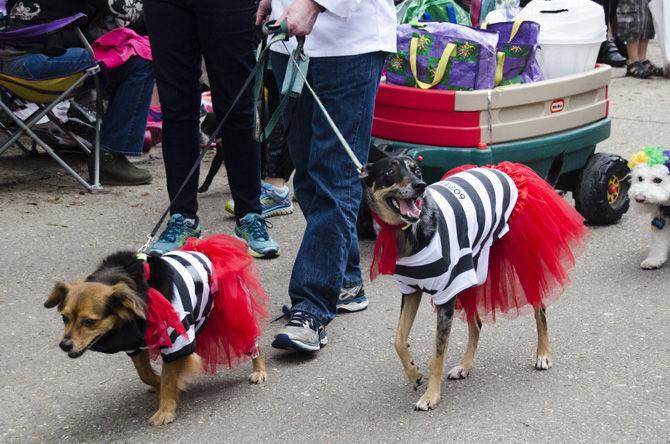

{"left": 1, "top": 44, "right": 669, "bottom": 443}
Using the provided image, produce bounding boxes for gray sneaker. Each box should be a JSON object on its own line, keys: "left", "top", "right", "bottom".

{"left": 271, "top": 311, "right": 327, "bottom": 352}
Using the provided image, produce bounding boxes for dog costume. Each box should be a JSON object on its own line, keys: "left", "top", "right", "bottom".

{"left": 372, "top": 162, "right": 588, "bottom": 323}
{"left": 92, "top": 235, "right": 269, "bottom": 373}
{"left": 628, "top": 146, "right": 670, "bottom": 231}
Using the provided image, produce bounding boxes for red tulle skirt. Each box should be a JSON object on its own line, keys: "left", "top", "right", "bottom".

{"left": 180, "top": 235, "right": 269, "bottom": 373}
{"left": 441, "top": 162, "right": 589, "bottom": 324}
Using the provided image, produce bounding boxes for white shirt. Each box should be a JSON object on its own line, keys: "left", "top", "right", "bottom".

{"left": 270, "top": 0, "right": 397, "bottom": 57}
{"left": 394, "top": 168, "right": 518, "bottom": 306}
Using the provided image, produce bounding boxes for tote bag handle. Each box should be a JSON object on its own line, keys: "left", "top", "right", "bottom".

{"left": 410, "top": 39, "right": 457, "bottom": 89}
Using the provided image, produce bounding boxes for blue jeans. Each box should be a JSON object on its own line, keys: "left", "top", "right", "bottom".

{"left": 0, "top": 49, "right": 154, "bottom": 156}
{"left": 271, "top": 51, "right": 385, "bottom": 325}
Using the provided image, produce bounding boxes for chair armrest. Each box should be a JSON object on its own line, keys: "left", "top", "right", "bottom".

{"left": 0, "top": 13, "right": 87, "bottom": 42}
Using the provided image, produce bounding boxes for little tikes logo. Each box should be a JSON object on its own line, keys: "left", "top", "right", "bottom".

{"left": 551, "top": 99, "right": 565, "bottom": 113}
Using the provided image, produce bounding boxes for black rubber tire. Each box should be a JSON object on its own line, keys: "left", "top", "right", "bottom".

{"left": 574, "top": 153, "right": 630, "bottom": 224}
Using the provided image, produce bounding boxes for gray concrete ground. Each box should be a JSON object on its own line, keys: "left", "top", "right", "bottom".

{"left": 1, "top": 45, "right": 669, "bottom": 443}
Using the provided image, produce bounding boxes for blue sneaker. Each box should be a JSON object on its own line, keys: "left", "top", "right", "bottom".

{"left": 272, "top": 311, "right": 327, "bottom": 352}
{"left": 337, "top": 285, "right": 369, "bottom": 313}
{"left": 149, "top": 213, "right": 201, "bottom": 255}
{"left": 234, "top": 213, "right": 280, "bottom": 258}
{"left": 225, "top": 181, "right": 294, "bottom": 218}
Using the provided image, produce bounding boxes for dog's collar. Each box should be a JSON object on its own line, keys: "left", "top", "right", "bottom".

{"left": 652, "top": 205, "right": 670, "bottom": 230}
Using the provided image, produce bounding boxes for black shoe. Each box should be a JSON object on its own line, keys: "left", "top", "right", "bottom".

{"left": 626, "top": 61, "right": 652, "bottom": 79}
{"left": 641, "top": 59, "right": 665, "bottom": 77}
{"left": 89, "top": 152, "right": 152, "bottom": 185}
{"left": 598, "top": 39, "right": 626, "bottom": 68}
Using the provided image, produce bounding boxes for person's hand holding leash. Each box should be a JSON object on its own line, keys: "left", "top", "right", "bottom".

{"left": 274, "top": 0, "right": 325, "bottom": 36}
{"left": 255, "top": 0, "right": 273, "bottom": 26}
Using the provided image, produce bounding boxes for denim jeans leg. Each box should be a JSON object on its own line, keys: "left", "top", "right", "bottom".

{"left": 99, "top": 57, "right": 154, "bottom": 156}
{"left": 270, "top": 52, "right": 315, "bottom": 218}
{"left": 0, "top": 48, "right": 94, "bottom": 80}
{"left": 272, "top": 51, "right": 385, "bottom": 324}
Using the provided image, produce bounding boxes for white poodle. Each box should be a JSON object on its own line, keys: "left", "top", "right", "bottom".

{"left": 627, "top": 147, "right": 670, "bottom": 269}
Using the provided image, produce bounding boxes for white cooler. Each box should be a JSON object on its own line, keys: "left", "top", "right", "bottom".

{"left": 516, "top": 0, "right": 607, "bottom": 79}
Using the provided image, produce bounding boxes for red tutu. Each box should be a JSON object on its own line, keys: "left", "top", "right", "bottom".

{"left": 441, "top": 162, "right": 589, "bottom": 323}
{"left": 180, "top": 235, "right": 269, "bottom": 373}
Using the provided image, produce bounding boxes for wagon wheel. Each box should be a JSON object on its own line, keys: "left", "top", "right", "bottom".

{"left": 574, "top": 153, "right": 630, "bottom": 224}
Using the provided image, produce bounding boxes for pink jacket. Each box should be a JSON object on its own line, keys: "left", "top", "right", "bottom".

{"left": 93, "top": 28, "right": 152, "bottom": 70}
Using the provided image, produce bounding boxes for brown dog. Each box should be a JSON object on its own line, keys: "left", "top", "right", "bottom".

{"left": 45, "top": 236, "right": 269, "bottom": 425}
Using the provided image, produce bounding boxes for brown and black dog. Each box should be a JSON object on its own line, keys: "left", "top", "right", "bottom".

{"left": 362, "top": 154, "right": 583, "bottom": 411}
{"left": 45, "top": 239, "right": 268, "bottom": 426}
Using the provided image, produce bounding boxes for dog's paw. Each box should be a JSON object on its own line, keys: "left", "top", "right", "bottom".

{"left": 640, "top": 258, "right": 665, "bottom": 270}
{"left": 406, "top": 365, "right": 423, "bottom": 390}
{"left": 447, "top": 365, "right": 471, "bottom": 380}
{"left": 535, "top": 355, "right": 552, "bottom": 371}
{"left": 414, "top": 391, "right": 440, "bottom": 411}
{"left": 149, "top": 409, "right": 176, "bottom": 426}
{"left": 248, "top": 370, "right": 267, "bottom": 384}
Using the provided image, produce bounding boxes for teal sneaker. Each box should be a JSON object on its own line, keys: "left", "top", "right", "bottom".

{"left": 234, "top": 213, "right": 280, "bottom": 259}
{"left": 225, "top": 181, "right": 294, "bottom": 218}
{"left": 149, "top": 213, "right": 201, "bottom": 255}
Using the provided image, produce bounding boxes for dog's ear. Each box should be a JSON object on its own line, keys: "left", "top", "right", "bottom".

{"left": 109, "top": 283, "right": 146, "bottom": 321}
{"left": 361, "top": 163, "right": 375, "bottom": 187}
{"left": 44, "top": 282, "right": 70, "bottom": 309}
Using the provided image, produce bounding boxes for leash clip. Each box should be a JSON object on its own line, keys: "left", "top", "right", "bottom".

{"left": 137, "top": 233, "right": 155, "bottom": 254}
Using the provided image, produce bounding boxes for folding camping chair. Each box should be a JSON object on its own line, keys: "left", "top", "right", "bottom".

{"left": 0, "top": 12, "right": 103, "bottom": 192}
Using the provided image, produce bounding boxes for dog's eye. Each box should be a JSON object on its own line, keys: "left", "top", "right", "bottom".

{"left": 386, "top": 168, "right": 395, "bottom": 176}
{"left": 61, "top": 315, "right": 69, "bottom": 324}
{"left": 81, "top": 318, "right": 97, "bottom": 328}
{"left": 638, "top": 176, "right": 644, "bottom": 182}
{"left": 653, "top": 177, "right": 663, "bottom": 184}
{"left": 414, "top": 167, "right": 422, "bottom": 177}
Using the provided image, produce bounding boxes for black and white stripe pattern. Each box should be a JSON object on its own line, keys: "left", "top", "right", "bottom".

{"left": 394, "top": 168, "right": 518, "bottom": 305}
{"left": 158, "top": 251, "right": 213, "bottom": 361}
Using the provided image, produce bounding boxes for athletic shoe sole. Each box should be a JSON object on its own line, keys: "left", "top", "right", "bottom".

{"left": 337, "top": 298, "right": 369, "bottom": 313}
{"left": 225, "top": 201, "right": 294, "bottom": 218}
{"left": 271, "top": 333, "right": 327, "bottom": 352}
{"left": 262, "top": 203, "right": 294, "bottom": 218}
{"left": 234, "top": 233, "right": 281, "bottom": 259}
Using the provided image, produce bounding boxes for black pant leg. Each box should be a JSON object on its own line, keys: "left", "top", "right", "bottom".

{"left": 196, "top": 0, "right": 262, "bottom": 220}
{"left": 144, "top": 0, "right": 202, "bottom": 218}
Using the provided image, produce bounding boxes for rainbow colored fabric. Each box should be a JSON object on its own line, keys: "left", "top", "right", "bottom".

{"left": 628, "top": 146, "right": 670, "bottom": 170}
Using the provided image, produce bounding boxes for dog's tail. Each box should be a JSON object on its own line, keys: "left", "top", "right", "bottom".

{"left": 545, "top": 152, "right": 565, "bottom": 187}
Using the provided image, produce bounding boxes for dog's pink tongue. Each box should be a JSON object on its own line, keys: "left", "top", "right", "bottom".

{"left": 399, "top": 198, "right": 421, "bottom": 219}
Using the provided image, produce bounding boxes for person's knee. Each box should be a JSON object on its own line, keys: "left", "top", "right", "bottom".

{"left": 125, "top": 56, "right": 154, "bottom": 79}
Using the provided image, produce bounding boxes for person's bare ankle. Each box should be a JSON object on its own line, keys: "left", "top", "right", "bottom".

{"left": 265, "top": 178, "right": 286, "bottom": 189}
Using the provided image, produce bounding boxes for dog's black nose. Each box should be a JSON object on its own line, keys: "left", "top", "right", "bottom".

{"left": 59, "top": 339, "right": 73, "bottom": 352}
{"left": 412, "top": 181, "right": 427, "bottom": 194}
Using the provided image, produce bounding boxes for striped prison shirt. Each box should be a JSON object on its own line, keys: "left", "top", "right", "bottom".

{"left": 154, "top": 250, "right": 214, "bottom": 361}
{"left": 394, "top": 168, "right": 518, "bottom": 305}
